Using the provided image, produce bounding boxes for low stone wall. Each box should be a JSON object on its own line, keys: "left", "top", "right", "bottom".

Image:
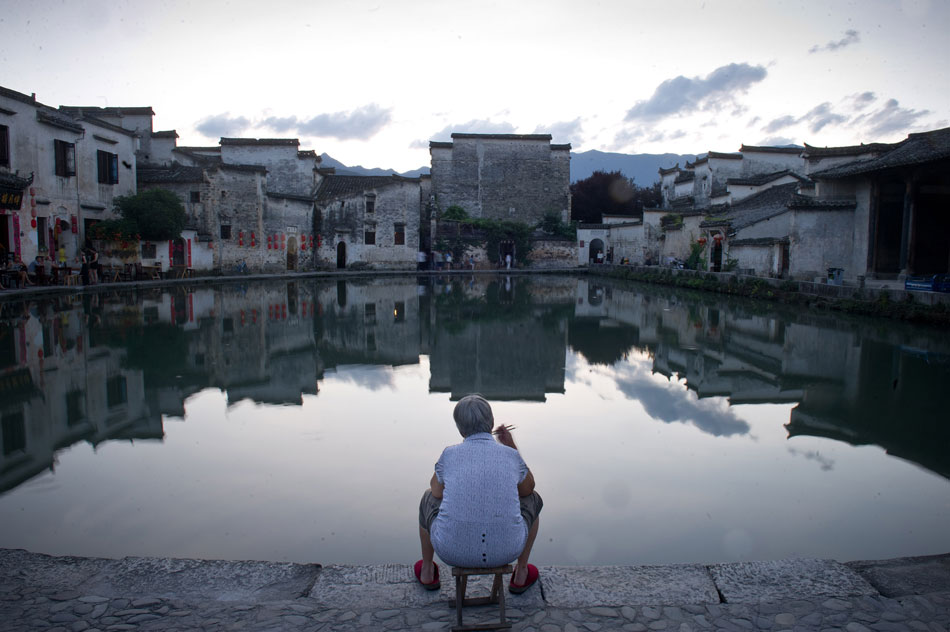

{"left": 589, "top": 264, "right": 950, "bottom": 310}
{"left": 527, "top": 238, "right": 578, "bottom": 269}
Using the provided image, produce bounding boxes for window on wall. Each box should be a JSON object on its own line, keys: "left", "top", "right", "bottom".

{"left": 190, "top": 191, "right": 201, "bottom": 202}
{"left": 54, "top": 140, "right": 76, "bottom": 177}
{"left": 365, "top": 195, "right": 375, "bottom": 214}
{"left": 364, "top": 229, "right": 376, "bottom": 245}
{"left": 141, "top": 243, "right": 156, "bottom": 259}
{"left": 220, "top": 224, "right": 231, "bottom": 239}
{"left": 106, "top": 376, "right": 127, "bottom": 408}
{"left": 394, "top": 223, "right": 405, "bottom": 245}
{"left": 2, "top": 411, "right": 26, "bottom": 456}
{"left": 65, "top": 391, "right": 85, "bottom": 427}
{"left": 0, "top": 125, "right": 9, "bottom": 167}
{"left": 97, "top": 150, "right": 118, "bottom": 184}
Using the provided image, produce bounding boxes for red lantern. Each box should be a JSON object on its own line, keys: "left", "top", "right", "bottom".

{"left": 698, "top": 237, "right": 707, "bottom": 245}
{"left": 267, "top": 235, "right": 272, "bottom": 249}
{"left": 714, "top": 234, "right": 723, "bottom": 242}
{"left": 30, "top": 218, "right": 37, "bottom": 228}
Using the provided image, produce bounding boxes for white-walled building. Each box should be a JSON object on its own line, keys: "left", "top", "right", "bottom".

{"left": 1, "top": 87, "right": 137, "bottom": 265}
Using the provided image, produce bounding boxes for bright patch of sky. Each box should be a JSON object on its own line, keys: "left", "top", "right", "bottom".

{"left": 2, "top": 0, "right": 947, "bottom": 171}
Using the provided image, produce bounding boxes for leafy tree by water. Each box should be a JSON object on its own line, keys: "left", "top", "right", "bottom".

{"left": 570, "top": 170, "right": 661, "bottom": 224}
{"left": 91, "top": 189, "right": 187, "bottom": 241}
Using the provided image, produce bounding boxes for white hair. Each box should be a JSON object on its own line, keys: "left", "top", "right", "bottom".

{"left": 453, "top": 394, "right": 494, "bottom": 437}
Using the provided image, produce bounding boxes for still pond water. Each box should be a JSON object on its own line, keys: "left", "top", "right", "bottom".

{"left": 0, "top": 274, "right": 948, "bottom": 566}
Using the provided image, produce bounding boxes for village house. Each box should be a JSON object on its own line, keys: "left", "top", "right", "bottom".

{"left": 1, "top": 87, "right": 137, "bottom": 269}
{"left": 135, "top": 136, "right": 320, "bottom": 273}
{"left": 314, "top": 174, "right": 422, "bottom": 269}
{"left": 580, "top": 143, "right": 811, "bottom": 269}
{"left": 807, "top": 128, "right": 950, "bottom": 281}
{"left": 586, "top": 127, "right": 949, "bottom": 283}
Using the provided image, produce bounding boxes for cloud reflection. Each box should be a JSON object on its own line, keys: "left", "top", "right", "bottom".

{"left": 577, "top": 357, "right": 750, "bottom": 437}
{"left": 325, "top": 365, "right": 396, "bottom": 391}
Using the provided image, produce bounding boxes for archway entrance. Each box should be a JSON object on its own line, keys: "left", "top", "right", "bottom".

{"left": 589, "top": 238, "right": 604, "bottom": 264}
{"left": 286, "top": 236, "right": 298, "bottom": 271}
{"left": 711, "top": 239, "right": 723, "bottom": 272}
{"left": 336, "top": 241, "right": 346, "bottom": 269}
{"left": 499, "top": 240, "right": 515, "bottom": 268}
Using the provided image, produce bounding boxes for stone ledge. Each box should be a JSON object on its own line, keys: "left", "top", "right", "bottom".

{"left": 709, "top": 558, "right": 878, "bottom": 604}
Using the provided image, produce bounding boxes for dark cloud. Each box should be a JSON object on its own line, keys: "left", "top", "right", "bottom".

{"left": 625, "top": 63, "right": 767, "bottom": 122}
{"left": 195, "top": 113, "right": 251, "bottom": 138}
{"left": 853, "top": 98, "right": 931, "bottom": 136}
{"left": 761, "top": 102, "right": 848, "bottom": 135}
{"left": 260, "top": 115, "right": 299, "bottom": 133}
{"left": 809, "top": 29, "right": 860, "bottom": 54}
{"left": 533, "top": 118, "right": 583, "bottom": 143}
{"left": 851, "top": 91, "right": 877, "bottom": 111}
{"left": 295, "top": 104, "right": 392, "bottom": 140}
{"left": 609, "top": 127, "right": 645, "bottom": 151}
{"left": 802, "top": 102, "right": 848, "bottom": 133}
{"left": 763, "top": 115, "right": 797, "bottom": 134}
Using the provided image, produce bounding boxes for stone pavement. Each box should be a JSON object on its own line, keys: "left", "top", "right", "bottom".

{"left": 1, "top": 549, "right": 949, "bottom": 631}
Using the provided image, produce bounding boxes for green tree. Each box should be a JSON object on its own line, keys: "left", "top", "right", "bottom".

{"left": 570, "top": 171, "right": 661, "bottom": 224}
{"left": 91, "top": 189, "right": 187, "bottom": 241}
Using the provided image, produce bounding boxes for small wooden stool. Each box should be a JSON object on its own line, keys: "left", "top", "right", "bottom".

{"left": 449, "top": 565, "right": 513, "bottom": 631}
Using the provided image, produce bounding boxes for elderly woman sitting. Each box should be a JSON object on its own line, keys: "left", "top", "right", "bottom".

{"left": 416, "top": 394, "right": 543, "bottom": 593}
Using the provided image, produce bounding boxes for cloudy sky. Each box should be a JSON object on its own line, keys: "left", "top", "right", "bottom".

{"left": 2, "top": 0, "right": 947, "bottom": 172}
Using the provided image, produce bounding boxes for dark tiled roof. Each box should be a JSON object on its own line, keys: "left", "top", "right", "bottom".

{"left": 172, "top": 148, "right": 223, "bottom": 166}
{"left": 802, "top": 142, "right": 895, "bottom": 158}
{"left": 176, "top": 146, "right": 220, "bottom": 153}
{"left": 730, "top": 237, "right": 789, "bottom": 246}
{"left": 78, "top": 114, "right": 137, "bottom": 137}
{"left": 219, "top": 138, "right": 299, "bottom": 146}
{"left": 451, "top": 133, "right": 552, "bottom": 141}
{"left": 0, "top": 171, "right": 33, "bottom": 188}
{"left": 726, "top": 169, "right": 805, "bottom": 186}
{"left": 670, "top": 196, "right": 695, "bottom": 209}
{"left": 152, "top": 130, "right": 178, "bottom": 139}
{"left": 810, "top": 127, "right": 950, "bottom": 179}
{"left": 787, "top": 194, "right": 856, "bottom": 210}
{"left": 688, "top": 151, "right": 742, "bottom": 168}
{"left": 59, "top": 105, "right": 155, "bottom": 117}
{"left": 551, "top": 143, "right": 572, "bottom": 151}
{"left": 137, "top": 165, "right": 204, "bottom": 184}
{"left": 658, "top": 164, "right": 680, "bottom": 175}
{"left": 740, "top": 144, "right": 803, "bottom": 154}
{"left": 315, "top": 174, "right": 418, "bottom": 202}
{"left": 267, "top": 192, "right": 313, "bottom": 202}
{"left": 700, "top": 182, "right": 800, "bottom": 231}
{"left": 674, "top": 171, "right": 695, "bottom": 184}
{"left": 429, "top": 141, "right": 453, "bottom": 149}
{"left": 0, "top": 85, "right": 37, "bottom": 106}
{"left": 36, "top": 108, "right": 83, "bottom": 133}
{"left": 297, "top": 150, "right": 317, "bottom": 159}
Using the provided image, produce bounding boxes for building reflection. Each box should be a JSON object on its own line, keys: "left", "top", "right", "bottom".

{"left": 572, "top": 278, "right": 950, "bottom": 479}
{"left": 1, "top": 275, "right": 948, "bottom": 495}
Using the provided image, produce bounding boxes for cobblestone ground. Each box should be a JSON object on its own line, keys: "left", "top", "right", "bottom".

{"left": 2, "top": 584, "right": 948, "bottom": 632}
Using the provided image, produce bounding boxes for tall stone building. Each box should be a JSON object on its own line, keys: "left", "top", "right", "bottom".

{"left": 429, "top": 133, "right": 571, "bottom": 224}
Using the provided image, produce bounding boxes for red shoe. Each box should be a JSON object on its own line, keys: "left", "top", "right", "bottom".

{"left": 414, "top": 559, "right": 441, "bottom": 590}
{"left": 509, "top": 563, "right": 539, "bottom": 594}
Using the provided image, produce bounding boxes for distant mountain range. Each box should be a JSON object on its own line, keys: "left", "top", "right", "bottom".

{"left": 321, "top": 150, "right": 697, "bottom": 184}
{"left": 568, "top": 150, "right": 697, "bottom": 184}
{"left": 319, "top": 153, "right": 429, "bottom": 179}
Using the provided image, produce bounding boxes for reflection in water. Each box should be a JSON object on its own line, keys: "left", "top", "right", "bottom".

{"left": 0, "top": 275, "right": 948, "bottom": 563}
